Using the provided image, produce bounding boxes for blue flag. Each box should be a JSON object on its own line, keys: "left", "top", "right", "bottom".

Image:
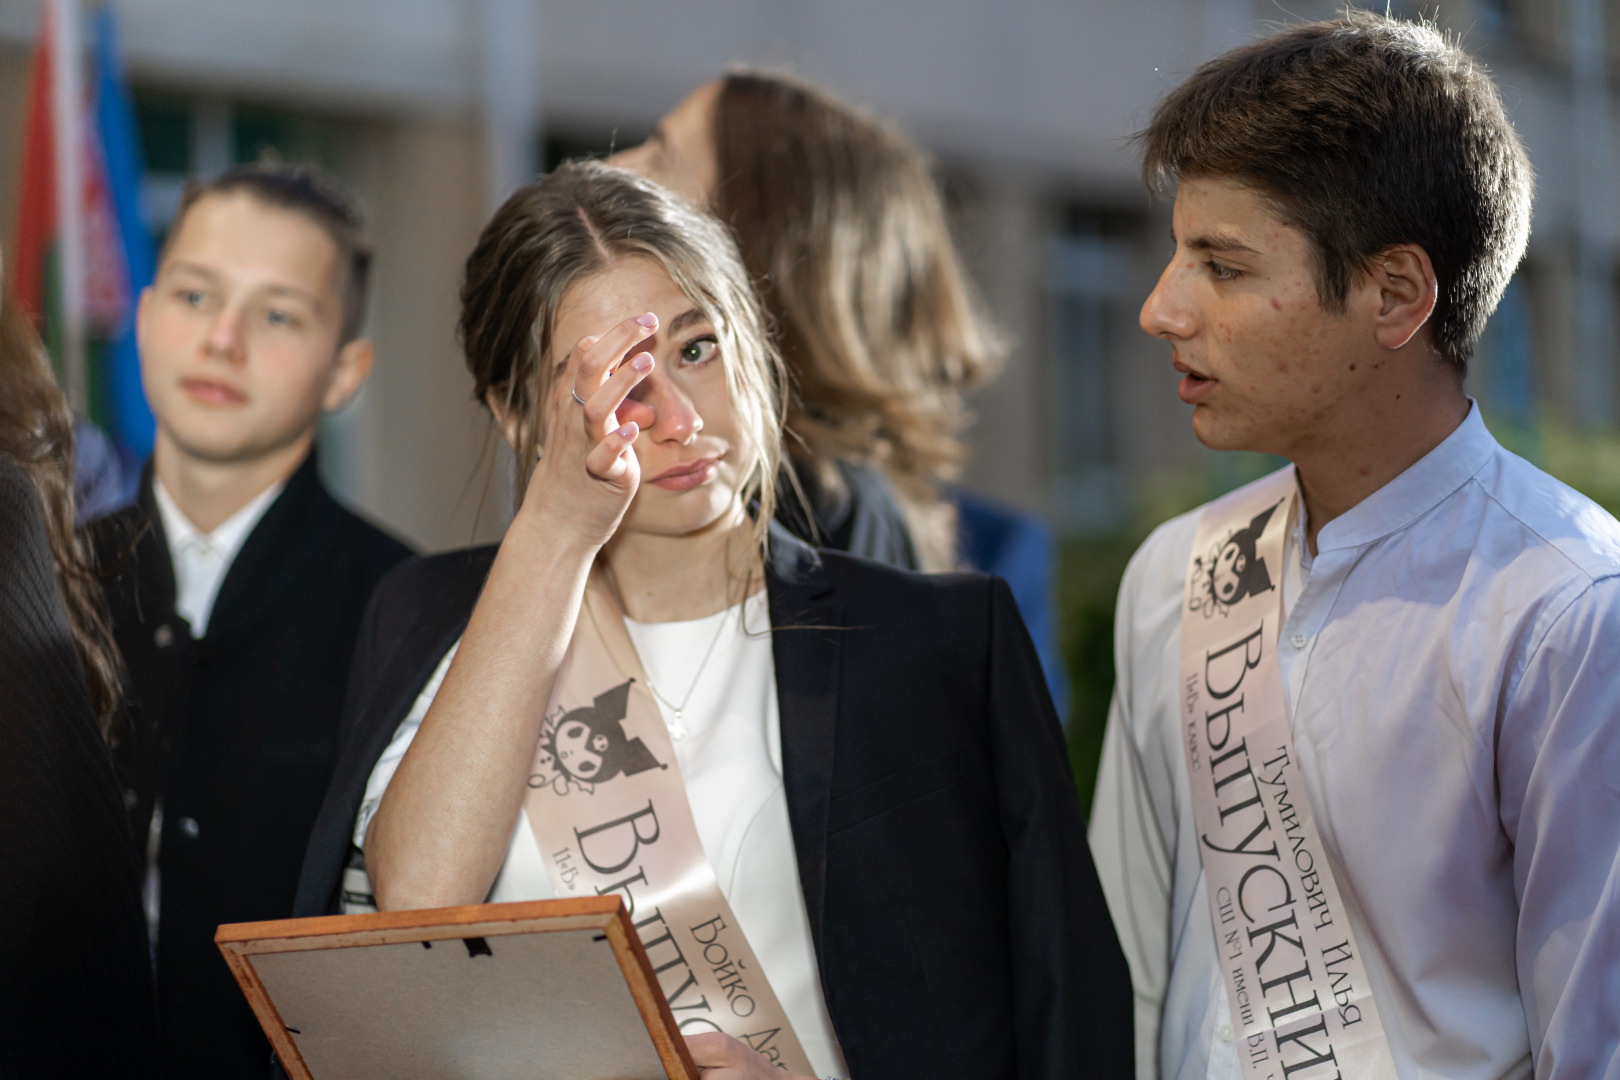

{"left": 93, "top": 6, "right": 156, "bottom": 462}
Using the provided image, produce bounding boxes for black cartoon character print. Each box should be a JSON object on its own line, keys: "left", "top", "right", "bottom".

{"left": 1189, "top": 501, "right": 1282, "bottom": 617}
{"left": 528, "top": 680, "right": 664, "bottom": 796}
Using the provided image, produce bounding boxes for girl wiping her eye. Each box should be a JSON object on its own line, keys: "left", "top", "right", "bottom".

{"left": 292, "top": 160, "right": 1132, "bottom": 1080}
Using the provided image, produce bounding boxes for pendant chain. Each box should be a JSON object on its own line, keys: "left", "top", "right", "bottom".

{"left": 599, "top": 561, "right": 735, "bottom": 735}
{"left": 641, "top": 607, "right": 731, "bottom": 726}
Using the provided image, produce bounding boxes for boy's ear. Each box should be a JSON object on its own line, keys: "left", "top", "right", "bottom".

{"left": 321, "top": 337, "right": 374, "bottom": 413}
{"left": 1370, "top": 244, "right": 1439, "bottom": 352}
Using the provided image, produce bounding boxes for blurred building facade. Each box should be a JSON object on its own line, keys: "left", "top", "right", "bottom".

{"left": 1, "top": 0, "right": 1616, "bottom": 549}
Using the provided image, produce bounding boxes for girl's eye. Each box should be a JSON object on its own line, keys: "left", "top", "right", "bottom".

{"left": 680, "top": 335, "right": 719, "bottom": 365}
{"left": 1206, "top": 260, "right": 1243, "bottom": 283}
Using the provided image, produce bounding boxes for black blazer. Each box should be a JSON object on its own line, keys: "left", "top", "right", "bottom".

{"left": 88, "top": 451, "right": 412, "bottom": 1080}
{"left": 295, "top": 525, "right": 1131, "bottom": 1079}
{"left": 0, "top": 459, "right": 161, "bottom": 1078}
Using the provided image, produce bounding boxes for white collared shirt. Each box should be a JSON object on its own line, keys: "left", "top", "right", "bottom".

{"left": 153, "top": 478, "right": 283, "bottom": 637}
{"left": 1091, "top": 405, "right": 1620, "bottom": 1080}
{"left": 355, "top": 591, "right": 849, "bottom": 1079}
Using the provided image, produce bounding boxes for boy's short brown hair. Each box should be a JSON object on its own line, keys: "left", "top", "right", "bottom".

{"left": 1139, "top": 11, "right": 1532, "bottom": 370}
{"left": 165, "top": 161, "right": 373, "bottom": 345}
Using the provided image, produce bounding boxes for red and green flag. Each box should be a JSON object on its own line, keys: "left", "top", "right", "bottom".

{"left": 14, "top": 0, "right": 155, "bottom": 480}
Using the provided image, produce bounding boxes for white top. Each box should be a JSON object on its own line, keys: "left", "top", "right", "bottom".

{"left": 1090, "top": 405, "right": 1620, "bottom": 1080}
{"left": 357, "top": 590, "right": 849, "bottom": 1079}
{"left": 153, "top": 477, "right": 284, "bottom": 636}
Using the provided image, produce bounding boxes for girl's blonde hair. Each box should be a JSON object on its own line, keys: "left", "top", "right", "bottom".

{"left": 458, "top": 161, "right": 785, "bottom": 552}
{"left": 713, "top": 70, "right": 1006, "bottom": 570}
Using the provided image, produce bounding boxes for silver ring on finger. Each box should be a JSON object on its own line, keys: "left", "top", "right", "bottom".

{"left": 571, "top": 387, "right": 587, "bottom": 406}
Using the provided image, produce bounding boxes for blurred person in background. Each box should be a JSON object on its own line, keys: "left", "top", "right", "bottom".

{"left": 87, "top": 161, "right": 413, "bottom": 1079}
{"left": 614, "top": 70, "right": 1071, "bottom": 713}
{"left": 1091, "top": 13, "right": 1620, "bottom": 1080}
{"left": 613, "top": 70, "right": 1003, "bottom": 573}
{"left": 293, "top": 161, "right": 1131, "bottom": 1080}
{"left": 0, "top": 265, "right": 160, "bottom": 1076}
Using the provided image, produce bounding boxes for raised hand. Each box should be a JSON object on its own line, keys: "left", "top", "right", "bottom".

{"left": 519, "top": 310, "right": 659, "bottom": 550}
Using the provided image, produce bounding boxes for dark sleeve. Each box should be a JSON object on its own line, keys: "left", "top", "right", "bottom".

{"left": 292, "top": 573, "right": 398, "bottom": 918}
{"left": 0, "top": 461, "right": 161, "bottom": 1078}
{"left": 293, "top": 551, "right": 482, "bottom": 920}
{"left": 987, "top": 576, "right": 1135, "bottom": 1079}
{"left": 776, "top": 458, "right": 920, "bottom": 571}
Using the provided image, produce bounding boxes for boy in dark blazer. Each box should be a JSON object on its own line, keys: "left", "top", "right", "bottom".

{"left": 89, "top": 162, "right": 412, "bottom": 1079}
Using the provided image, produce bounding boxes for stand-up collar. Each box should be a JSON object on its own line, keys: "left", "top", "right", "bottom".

{"left": 1312, "top": 401, "right": 1499, "bottom": 553}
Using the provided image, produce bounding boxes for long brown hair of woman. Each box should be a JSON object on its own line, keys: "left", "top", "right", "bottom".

{"left": 711, "top": 69, "right": 1006, "bottom": 571}
{"left": 0, "top": 282, "right": 124, "bottom": 736}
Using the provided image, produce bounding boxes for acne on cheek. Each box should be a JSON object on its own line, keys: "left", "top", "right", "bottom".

{"left": 1270, "top": 297, "right": 1282, "bottom": 311}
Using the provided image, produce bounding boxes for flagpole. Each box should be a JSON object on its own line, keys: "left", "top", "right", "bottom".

{"left": 50, "top": 0, "right": 87, "bottom": 413}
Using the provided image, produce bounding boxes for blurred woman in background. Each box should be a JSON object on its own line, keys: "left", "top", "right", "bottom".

{"left": 0, "top": 267, "right": 160, "bottom": 1076}
{"left": 613, "top": 70, "right": 1004, "bottom": 572}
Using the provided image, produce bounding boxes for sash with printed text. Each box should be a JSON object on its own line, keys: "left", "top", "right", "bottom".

{"left": 1179, "top": 468, "right": 1396, "bottom": 1080}
{"left": 520, "top": 581, "right": 814, "bottom": 1075}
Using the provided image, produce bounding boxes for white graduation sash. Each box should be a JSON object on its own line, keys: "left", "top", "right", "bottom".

{"left": 521, "top": 580, "right": 815, "bottom": 1075}
{"left": 1179, "top": 468, "right": 1397, "bottom": 1080}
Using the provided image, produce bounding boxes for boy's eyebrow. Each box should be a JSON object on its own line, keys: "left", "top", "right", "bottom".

{"left": 161, "top": 261, "right": 324, "bottom": 307}
{"left": 1176, "top": 229, "right": 1262, "bottom": 256}
{"left": 162, "top": 260, "right": 222, "bottom": 282}
{"left": 257, "top": 283, "right": 325, "bottom": 308}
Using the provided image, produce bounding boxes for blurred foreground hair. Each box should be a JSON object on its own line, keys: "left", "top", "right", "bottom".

{"left": 1139, "top": 10, "right": 1532, "bottom": 371}
{"left": 713, "top": 70, "right": 1004, "bottom": 570}
{"left": 459, "top": 160, "right": 784, "bottom": 553}
{"left": 0, "top": 280, "right": 122, "bottom": 735}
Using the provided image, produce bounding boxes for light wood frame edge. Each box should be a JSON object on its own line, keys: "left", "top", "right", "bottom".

{"left": 217, "top": 937, "right": 313, "bottom": 1080}
{"left": 602, "top": 906, "right": 701, "bottom": 1080}
{"left": 214, "top": 896, "right": 698, "bottom": 1080}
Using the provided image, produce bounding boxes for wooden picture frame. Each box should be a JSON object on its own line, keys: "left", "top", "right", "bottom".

{"left": 216, "top": 896, "right": 700, "bottom": 1080}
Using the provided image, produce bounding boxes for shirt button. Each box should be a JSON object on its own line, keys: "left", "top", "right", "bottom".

{"left": 178, "top": 816, "right": 201, "bottom": 839}
{"left": 1218, "top": 1023, "right": 1234, "bottom": 1043}
{"left": 154, "top": 625, "right": 174, "bottom": 648}
{"left": 1288, "top": 632, "right": 1308, "bottom": 649}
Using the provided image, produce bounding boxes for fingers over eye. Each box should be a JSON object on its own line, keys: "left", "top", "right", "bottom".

{"left": 582, "top": 352, "right": 654, "bottom": 430}
{"left": 573, "top": 312, "right": 659, "bottom": 392}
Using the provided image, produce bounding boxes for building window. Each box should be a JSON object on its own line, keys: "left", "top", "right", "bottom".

{"left": 1046, "top": 207, "right": 1143, "bottom": 533}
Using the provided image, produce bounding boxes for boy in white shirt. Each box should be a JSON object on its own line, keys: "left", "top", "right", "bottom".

{"left": 1091, "top": 13, "right": 1620, "bottom": 1080}
{"left": 89, "top": 162, "right": 411, "bottom": 1079}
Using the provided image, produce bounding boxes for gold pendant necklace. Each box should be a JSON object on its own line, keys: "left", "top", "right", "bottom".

{"left": 638, "top": 607, "right": 731, "bottom": 740}
{"left": 599, "top": 560, "right": 740, "bottom": 741}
